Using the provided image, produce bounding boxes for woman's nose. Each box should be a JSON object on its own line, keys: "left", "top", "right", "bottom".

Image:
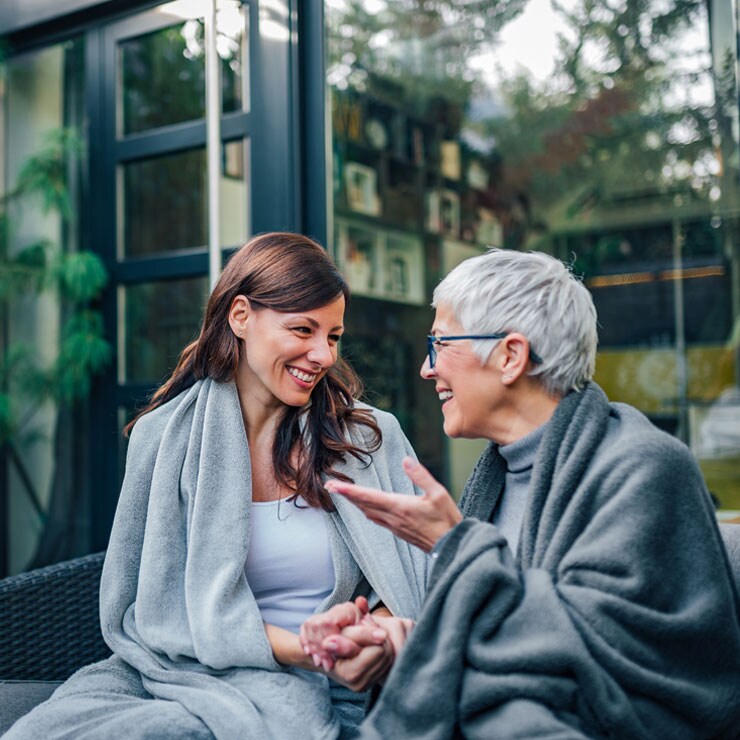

{"left": 307, "top": 340, "right": 335, "bottom": 367}
{"left": 420, "top": 355, "right": 435, "bottom": 379}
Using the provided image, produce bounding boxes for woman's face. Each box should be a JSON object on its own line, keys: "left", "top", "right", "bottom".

{"left": 420, "top": 303, "right": 503, "bottom": 440}
{"left": 239, "top": 295, "right": 345, "bottom": 409}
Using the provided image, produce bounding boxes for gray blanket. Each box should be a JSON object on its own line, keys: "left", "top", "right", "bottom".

{"left": 361, "top": 383, "right": 740, "bottom": 739}
{"left": 7, "top": 380, "right": 427, "bottom": 739}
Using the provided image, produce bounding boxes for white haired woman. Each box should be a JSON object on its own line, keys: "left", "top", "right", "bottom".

{"left": 312, "top": 249, "right": 740, "bottom": 739}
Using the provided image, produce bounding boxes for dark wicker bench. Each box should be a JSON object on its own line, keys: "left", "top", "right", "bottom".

{"left": 0, "top": 551, "right": 111, "bottom": 735}
{"left": 0, "top": 551, "right": 110, "bottom": 682}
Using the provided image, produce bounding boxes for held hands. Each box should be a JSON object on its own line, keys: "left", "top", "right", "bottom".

{"left": 299, "top": 597, "right": 415, "bottom": 692}
{"left": 325, "top": 457, "right": 463, "bottom": 552}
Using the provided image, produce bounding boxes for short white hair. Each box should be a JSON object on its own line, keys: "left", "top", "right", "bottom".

{"left": 433, "top": 249, "right": 598, "bottom": 396}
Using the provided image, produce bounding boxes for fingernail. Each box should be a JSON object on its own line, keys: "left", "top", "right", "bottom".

{"left": 322, "top": 659, "right": 332, "bottom": 672}
{"left": 312, "top": 654, "right": 321, "bottom": 667}
{"left": 372, "top": 630, "right": 386, "bottom": 641}
{"left": 325, "top": 639, "right": 338, "bottom": 650}
{"left": 303, "top": 645, "right": 310, "bottom": 655}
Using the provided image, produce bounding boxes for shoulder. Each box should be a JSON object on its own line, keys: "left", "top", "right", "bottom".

{"left": 128, "top": 380, "right": 205, "bottom": 449}
{"left": 593, "top": 401, "right": 706, "bottom": 490}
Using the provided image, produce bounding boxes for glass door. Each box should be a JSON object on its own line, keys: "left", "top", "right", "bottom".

{"left": 89, "top": 0, "right": 297, "bottom": 547}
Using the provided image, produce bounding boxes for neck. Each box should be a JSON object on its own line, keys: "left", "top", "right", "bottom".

{"left": 490, "top": 383, "right": 561, "bottom": 446}
{"left": 235, "top": 377, "right": 287, "bottom": 444}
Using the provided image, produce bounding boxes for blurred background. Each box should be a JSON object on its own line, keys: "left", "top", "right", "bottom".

{"left": 1, "top": 0, "right": 739, "bottom": 576}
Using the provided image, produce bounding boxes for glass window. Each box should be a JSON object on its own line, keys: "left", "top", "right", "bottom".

{"left": 119, "top": 0, "right": 248, "bottom": 136}
{"left": 121, "top": 148, "right": 208, "bottom": 257}
{"left": 120, "top": 138, "right": 248, "bottom": 258}
{"left": 119, "top": 277, "right": 209, "bottom": 384}
{"left": 1, "top": 38, "right": 86, "bottom": 574}
{"left": 326, "top": 0, "right": 740, "bottom": 515}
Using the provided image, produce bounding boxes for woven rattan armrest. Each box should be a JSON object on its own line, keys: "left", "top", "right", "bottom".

{"left": 0, "top": 552, "right": 111, "bottom": 681}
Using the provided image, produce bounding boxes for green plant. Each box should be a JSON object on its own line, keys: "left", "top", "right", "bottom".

{"left": 0, "top": 128, "right": 110, "bottom": 526}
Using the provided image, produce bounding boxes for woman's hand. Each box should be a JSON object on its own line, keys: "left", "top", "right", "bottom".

{"left": 325, "top": 457, "right": 462, "bottom": 552}
{"left": 324, "top": 624, "right": 396, "bottom": 692}
{"left": 322, "top": 614, "right": 414, "bottom": 662}
{"left": 299, "top": 597, "right": 385, "bottom": 671}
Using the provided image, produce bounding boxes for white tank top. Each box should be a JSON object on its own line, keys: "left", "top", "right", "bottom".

{"left": 244, "top": 498, "right": 336, "bottom": 634}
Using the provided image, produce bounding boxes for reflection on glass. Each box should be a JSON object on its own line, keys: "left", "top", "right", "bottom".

{"left": 327, "top": 0, "right": 740, "bottom": 510}
{"left": 120, "top": 1, "right": 247, "bottom": 135}
{"left": 2, "top": 37, "right": 87, "bottom": 574}
{"left": 122, "top": 148, "right": 207, "bottom": 257}
{"left": 120, "top": 277, "right": 208, "bottom": 383}
{"left": 121, "top": 140, "right": 249, "bottom": 258}
{"left": 120, "top": 22, "right": 205, "bottom": 135}
{"left": 221, "top": 139, "right": 250, "bottom": 246}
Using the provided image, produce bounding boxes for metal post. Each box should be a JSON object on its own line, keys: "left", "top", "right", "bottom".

{"left": 205, "top": 0, "right": 222, "bottom": 291}
{"left": 673, "top": 219, "right": 689, "bottom": 443}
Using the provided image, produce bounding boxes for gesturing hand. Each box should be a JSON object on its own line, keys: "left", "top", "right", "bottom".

{"left": 325, "top": 457, "right": 462, "bottom": 552}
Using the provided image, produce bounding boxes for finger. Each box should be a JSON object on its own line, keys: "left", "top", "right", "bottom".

{"left": 337, "top": 623, "right": 387, "bottom": 646}
{"left": 325, "top": 480, "right": 400, "bottom": 508}
{"left": 354, "top": 595, "right": 370, "bottom": 614}
{"left": 321, "top": 634, "right": 363, "bottom": 659}
{"left": 401, "top": 457, "right": 449, "bottom": 498}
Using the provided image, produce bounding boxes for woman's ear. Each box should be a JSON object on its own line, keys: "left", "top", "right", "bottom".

{"left": 498, "top": 333, "right": 531, "bottom": 385}
{"left": 228, "top": 295, "right": 251, "bottom": 338}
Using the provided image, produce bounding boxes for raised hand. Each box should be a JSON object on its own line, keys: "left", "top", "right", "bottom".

{"left": 325, "top": 457, "right": 462, "bottom": 552}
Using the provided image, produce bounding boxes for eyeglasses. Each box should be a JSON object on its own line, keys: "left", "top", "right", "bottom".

{"left": 426, "top": 334, "right": 543, "bottom": 369}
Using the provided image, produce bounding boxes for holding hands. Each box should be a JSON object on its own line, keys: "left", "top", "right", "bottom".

{"left": 299, "top": 597, "right": 414, "bottom": 692}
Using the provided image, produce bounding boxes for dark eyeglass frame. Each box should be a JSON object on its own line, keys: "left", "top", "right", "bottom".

{"left": 426, "top": 334, "right": 543, "bottom": 369}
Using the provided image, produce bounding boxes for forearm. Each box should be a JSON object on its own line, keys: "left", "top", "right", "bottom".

{"left": 264, "top": 622, "right": 320, "bottom": 671}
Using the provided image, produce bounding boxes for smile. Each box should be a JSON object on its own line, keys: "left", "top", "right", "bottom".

{"left": 438, "top": 390, "right": 453, "bottom": 401}
{"left": 287, "top": 366, "right": 318, "bottom": 383}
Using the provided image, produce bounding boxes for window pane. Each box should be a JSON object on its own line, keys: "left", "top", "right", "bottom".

{"left": 120, "top": 22, "right": 205, "bottom": 135}
{"left": 119, "top": 1, "right": 248, "bottom": 135}
{"left": 121, "top": 148, "right": 207, "bottom": 257}
{"left": 120, "top": 277, "right": 209, "bottom": 384}
{"left": 221, "top": 139, "right": 250, "bottom": 246}
{"left": 121, "top": 140, "right": 249, "bottom": 258}
{"left": 2, "top": 38, "right": 87, "bottom": 574}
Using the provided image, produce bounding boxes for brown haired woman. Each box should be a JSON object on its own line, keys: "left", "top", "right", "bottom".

{"left": 6, "top": 233, "right": 427, "bottom": 740}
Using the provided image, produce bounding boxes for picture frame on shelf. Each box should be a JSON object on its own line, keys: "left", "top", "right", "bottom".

{"left": 466, "top": 159, "right": 489, "bottom": 190}
{"left": 334, "top": 219, "right": 425, "bottom": 305}
{"left": 338, "top": 223, "right": 379, "bottom": 295}
{"left": 426, "top": 188, "right": 460, "bottom": 237}
{"left": 385, "top": 234, "right": 424, "bottom": 304}
{"left": 440, "top": 140, "right": 461, "bottom": 180}
{"left": 475, "top": 207, "right": 503, "bottom": 246}
{"left": 345, "top": 162, "right": 381, "bottom": 216}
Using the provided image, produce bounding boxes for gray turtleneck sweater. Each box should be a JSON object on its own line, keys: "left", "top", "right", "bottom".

{"left": 493, "top": 422, "right": 547, "bottom": 556}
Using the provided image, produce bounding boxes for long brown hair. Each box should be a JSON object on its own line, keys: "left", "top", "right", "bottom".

{"left": 126, "top": 232, "right": 381, "bottom": 510}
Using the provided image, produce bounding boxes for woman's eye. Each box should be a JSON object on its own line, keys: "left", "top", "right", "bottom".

{"left": 329, "top": 334, "right": 342, "bottom": 343}
{"left": 293, "top": 326, "right": 311, "bottom": 334}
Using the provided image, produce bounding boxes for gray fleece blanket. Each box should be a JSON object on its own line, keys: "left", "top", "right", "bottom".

{"left": 7, "top": 380, "right": 427, "bottom": 740}
{"left": 361, "top": 383, "right": 740, "bottom": 739}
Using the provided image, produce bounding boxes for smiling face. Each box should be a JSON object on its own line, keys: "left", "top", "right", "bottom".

{"left": 420, "top": 303, "right": 504, "bottom": 440}
{"left": 236, "top": 295, "right": 345, "bottom": 410}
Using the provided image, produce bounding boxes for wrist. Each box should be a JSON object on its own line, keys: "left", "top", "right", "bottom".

{"left": 264, "top": 623, "right": 318, "bottom": 671}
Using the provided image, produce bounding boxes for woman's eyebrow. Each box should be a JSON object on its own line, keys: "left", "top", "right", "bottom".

{"left": 291, "top": 316, "right": 344, "bottom": 331}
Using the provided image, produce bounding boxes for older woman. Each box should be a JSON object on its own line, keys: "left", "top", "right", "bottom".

{"left": 321, "top": 249, "right": 740, "bottom": 739}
